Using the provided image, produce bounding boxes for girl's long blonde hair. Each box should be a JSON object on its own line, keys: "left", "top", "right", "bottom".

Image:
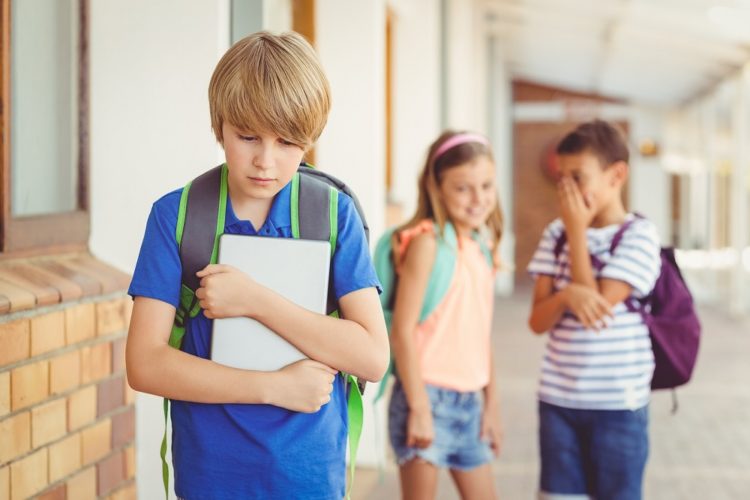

{"left": 393, "top": 130, "right": 504, "bottom": 264}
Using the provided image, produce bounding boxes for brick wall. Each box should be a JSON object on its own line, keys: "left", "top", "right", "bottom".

{"left": 1, "top": 285, "right": 134, "bottom": 499}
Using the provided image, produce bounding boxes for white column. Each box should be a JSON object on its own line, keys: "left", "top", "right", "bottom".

{"left": 315, "top": 0, "right": 387, "bottom": 466}
{"left": 390, "top": 0, "right": 442, "bottom": 218}
{"left": 444, "top": 0, "right": 489, "bottom": 133}
{"left": 489, "top": 36, "right": 514, "bottom": 295}
{"left": 730, "top": 69, "right": 749, "bottom": 315}
{"left": 90, "top": 2, "right": 231, "bottom": 498}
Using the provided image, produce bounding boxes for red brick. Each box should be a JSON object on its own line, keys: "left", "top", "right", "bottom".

{"left": 36, "top": 483, "right": 66, "bottom": 500}
{"left": 10, "top": 447, "right": 48, "bottom": 500}
{"left": 66, "top": 467, "right": 96, "bottom": 500}
{"left": 0, "top": 320, "right": 30, "bottom": 366}
{"left": 49, "top": 349, "right": 81, "bottom": 395}
{"left": 124, "top": 445, "right": 135, "bottom": 480}
{"left": 107, "top": 481, "right": 136, "bottom": 500}
{"left": 10, "top": 360, "right": 48, "bottom": 411}
{"left": 97, "top": 376, "right": 125, "bottom": 417}
{"left": 48, "top": 432, "right": 82, "bottom": 483}
{"left": 111, "top": 338, "right": 126, "bottom": 373}
{"left": 0, "top": 466, "right": 8, "bottom": 500}
{"left": 64, "top": 303, "right": 95, "bottom": 345}
{"left": 31, "top": 398, "right": 67, "bottom": 448}
{"left": 80, "top": 343, "right": 111, "bottom": 384}
{"left": 81, "top": 418, "right": 111, "bottom": 465}
{"left": 68, "top": 385, "right": 97, "bottom": 431}
{"left": 111, "top": 407, "right": 135, "bottom": 449}
{"left": 0, "top": 372, "right": 9, "bottom": 418}
{"left": 30, "top": 311, "right": 65, "bottom": 357}
{"left": 0, "top": 411, "right": 30, "bottom": 464}
{"left": 96, "top": 300, "right": 128, "bottom": 337}
{"left": 97, "top": 452, "right": 124, "bottom": 497}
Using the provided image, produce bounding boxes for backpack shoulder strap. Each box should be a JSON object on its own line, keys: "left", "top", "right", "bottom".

{"left": 296, "top": 163, "right": 370, "bottom": 242}
{"left": 609, "top": 214, "right": 643, "bottom": 254}
{"left": 177, "top": 164, "right": 228, "bottom": 292}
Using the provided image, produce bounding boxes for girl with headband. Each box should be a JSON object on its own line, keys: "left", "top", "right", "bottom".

{"left": 383, "top": 130, "right": 504, "bottom": 499}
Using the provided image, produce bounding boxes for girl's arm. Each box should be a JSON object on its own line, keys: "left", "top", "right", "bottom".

{"left": 389, "top": 233, "right": 436, "bottom": 416}
{"left": 482, "top": 350, "right": 502, "bottom": 457}
{"left": 125, "top": 296, "right": 336, "bottom": 412}
{"left": 195, "top": 265, "right": 390, "bottom": 382}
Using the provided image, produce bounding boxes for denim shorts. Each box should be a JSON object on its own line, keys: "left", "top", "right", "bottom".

{"left": 539, "top": 401, "right": 649, "bottom": 500}
{"left": 388, "top": 381, "right": 493, "bottom": 470}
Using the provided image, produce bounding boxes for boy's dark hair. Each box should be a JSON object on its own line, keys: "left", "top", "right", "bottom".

{"left": 557, "top": 120, "right": 629, "bottom": 166}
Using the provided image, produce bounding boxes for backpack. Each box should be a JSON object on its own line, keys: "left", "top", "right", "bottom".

{"left": 161, "top": 162, "right": 369, "bottom": 498}
{"left": 553, "top": 214, "right": 701, "bottom": 393}
{"left": 372, "top": 221, "right": 493, "bottom": 401}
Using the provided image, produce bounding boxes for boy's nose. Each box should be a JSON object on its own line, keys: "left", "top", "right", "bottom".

{"left": 253, "top": 145, "right": 275, "bottom": 170}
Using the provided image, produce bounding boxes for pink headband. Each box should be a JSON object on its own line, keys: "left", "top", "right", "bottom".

{"left": 432, "top": 133, "right": 490, "bottom": 162}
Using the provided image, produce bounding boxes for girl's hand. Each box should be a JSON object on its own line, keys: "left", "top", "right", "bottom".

{"left": 558, "top": 177, "right": 596, "bottom": 233}
{"left": 481, "top": 398, "right": 503, "bottom": 457}
{"left": 196, "top": 264, "right": 262, "bottom": 319}
{"left": 269, "top": 359, "right": 337, "bottom": 413}
{"left": 406, "top": 405, "right": 434, "bottom": 449}
{"left": 562, "top": 284, "right": 613, "bottom": 330}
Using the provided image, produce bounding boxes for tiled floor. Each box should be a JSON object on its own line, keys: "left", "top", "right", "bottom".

{"left": 354, "top": 291, "right": 750, "bottom": 499}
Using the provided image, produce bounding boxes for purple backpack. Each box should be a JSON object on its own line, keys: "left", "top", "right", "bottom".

{"left": 554, "top": 215, "right": 701, "bottom": 390}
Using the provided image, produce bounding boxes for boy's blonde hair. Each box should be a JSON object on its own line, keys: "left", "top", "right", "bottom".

{"left": 208, "top": 31, "right": 330, "bottom": 149}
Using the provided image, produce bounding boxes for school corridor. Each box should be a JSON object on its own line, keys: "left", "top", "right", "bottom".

{"left": 354, "top": 291, "right": 750, "bottom": 500}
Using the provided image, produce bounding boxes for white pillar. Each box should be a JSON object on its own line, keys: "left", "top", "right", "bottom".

{"left": 730, "top": 69, "right": 749, "bottom": 315}
{"left": 390, "top": 0, "right": 442, "bottom": 218}
{"left": 315, "top": 0, "right": 387, "bottom": 466}
{"left": 90, "top": 2, "right": 231, "bottom": 498}
{"left": 444, "top": 0, "right": 489, "bottom": 133}
{"left": 489, "top": 36, "right": 514, "bottom": 295}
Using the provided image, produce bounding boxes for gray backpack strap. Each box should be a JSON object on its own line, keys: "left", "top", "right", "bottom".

{"left": 297, "top": 172, "right": 332, "bottom": 242}
{"left": 298, "top": 165, "right": 370, "bottom": 242}
{"left": 297, "top": 171, "right": 338, "bottom": 314}
{"left": 179, "top": 165, "right": 227, "bottom": 293}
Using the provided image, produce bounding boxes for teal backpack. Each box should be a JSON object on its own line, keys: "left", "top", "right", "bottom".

{"left": 371, "top": 221, "right": 493, "bottom": 401}
{"left": 162, "top": 162, "right": 368, "bottom": 498}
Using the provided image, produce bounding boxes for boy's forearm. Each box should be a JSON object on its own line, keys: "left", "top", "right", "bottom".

{"left": 252, "top": 288, "right": 389, "bottom": 382}
{"left": 567, "top": 228, "right": 598, "bottom": 290}
{"left": 528, "top": 289, "right": 567, "bottom": 334}
{"left": 127, "top": 344, "right": 277, "bottom": 404}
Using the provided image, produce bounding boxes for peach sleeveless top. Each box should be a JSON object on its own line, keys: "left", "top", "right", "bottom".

{"left": 397, "top": 221, "right": 495, "bottom": 392}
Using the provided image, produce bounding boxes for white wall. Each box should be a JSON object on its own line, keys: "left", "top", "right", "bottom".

{"left": 315, "top": 0, "right": 388, "bottom": 466}
{"left": 444, "top": 0, "right": 489, "bottom": 133}
{"left": 89, "top": 1, "right": 230, "bottom": 498}
{"left": 389, "top": 0, "right": 442, "bottom": 218}
{"left": 627, "top": 106, "right": 671, "bottom": 244}
{"left": 489, "top": 37, "right": 514, "bottom": 294}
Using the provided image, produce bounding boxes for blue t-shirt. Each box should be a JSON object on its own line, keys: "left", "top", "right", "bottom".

{"left": 129, "top": 179, "right": 381, "bottom": 499}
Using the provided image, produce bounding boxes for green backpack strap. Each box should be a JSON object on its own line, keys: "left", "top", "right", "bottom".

{"left": 372, "top": 222, "right": 458, "bottom": 403}
{"left": 162, "top": 164, "right": 228, "bottom": 498}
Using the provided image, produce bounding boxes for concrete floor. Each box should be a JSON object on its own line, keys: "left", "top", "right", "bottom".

{"left": 353, "top": 291, "right": 750, "bottom": 500}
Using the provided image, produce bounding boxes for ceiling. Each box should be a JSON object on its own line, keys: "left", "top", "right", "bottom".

{"left": 484, "top": 0, "right": 750, "bottom": 106}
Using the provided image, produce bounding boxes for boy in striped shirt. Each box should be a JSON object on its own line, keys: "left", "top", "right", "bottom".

{"left": 528, "top": 120, "right": 661, "bottom": 500}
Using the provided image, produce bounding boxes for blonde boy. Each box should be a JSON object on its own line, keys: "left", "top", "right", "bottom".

{"left": 126, "top": 32, "right": 389, "bottom": 499}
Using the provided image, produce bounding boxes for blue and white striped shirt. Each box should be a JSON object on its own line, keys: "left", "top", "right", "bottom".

{"left": 527, "top": 215, "right": 661, "bottom": 410}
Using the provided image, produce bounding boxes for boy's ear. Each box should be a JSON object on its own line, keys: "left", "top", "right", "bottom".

{"left": 610, "top": 161, "right": 629, "bottom": 186}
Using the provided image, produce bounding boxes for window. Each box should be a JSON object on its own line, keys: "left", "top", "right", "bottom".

{"left": 0, "top": 0, "right": 89, "bottom": 255}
